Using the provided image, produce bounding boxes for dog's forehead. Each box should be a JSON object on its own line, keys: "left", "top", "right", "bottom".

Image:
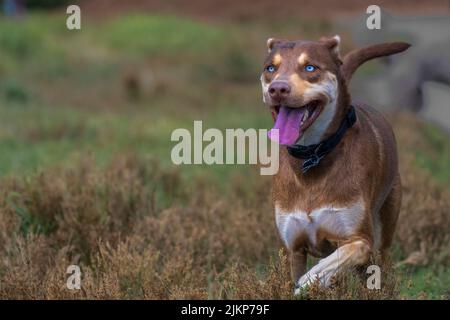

{"left": 267, "top": 41, "right": 327, "bottom": 63}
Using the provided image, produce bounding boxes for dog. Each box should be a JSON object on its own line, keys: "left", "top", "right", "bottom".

{"left": 260, "top": 35, "right": 410, "bottom": 293}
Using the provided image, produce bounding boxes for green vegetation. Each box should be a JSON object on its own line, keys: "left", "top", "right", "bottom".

{"left": 103, "top": 15, "right": 225, "bottom": 57}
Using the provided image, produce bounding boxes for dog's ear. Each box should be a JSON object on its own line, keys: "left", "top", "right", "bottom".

{"left": 320, "top": 35, "right": 342, "bottom": 65}
{"left": 267, "top": 38, "right": 282, "bottom": 52}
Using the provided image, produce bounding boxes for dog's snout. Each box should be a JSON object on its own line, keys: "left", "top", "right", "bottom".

{"left": 268, "top": 81, "right": 291, "bottom": 100}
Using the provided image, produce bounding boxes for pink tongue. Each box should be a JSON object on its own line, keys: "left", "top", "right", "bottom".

{"left": 268, "top": 106, "right": 305, "bottom": 145}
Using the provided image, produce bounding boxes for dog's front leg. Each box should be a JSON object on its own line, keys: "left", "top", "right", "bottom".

{"left": 290, "top": 249, "right": 307, "bottom": 283}
{"left": 294, "top": 239, "right": 371, "bottom": 294}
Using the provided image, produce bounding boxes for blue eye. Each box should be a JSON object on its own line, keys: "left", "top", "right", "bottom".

{"left": 266, "top": 65, "right": 275, "bottom": 73}
{"left": 305, "top": 65, "right": 316, "bottom": 72}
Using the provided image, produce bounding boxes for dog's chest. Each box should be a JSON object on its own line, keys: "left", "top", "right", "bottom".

{"left": 275, "top": 200, "right": 364, "bottom": 251}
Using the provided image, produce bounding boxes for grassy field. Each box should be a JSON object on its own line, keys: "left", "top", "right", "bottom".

{"left": 0, "top": 12, "right": 448, "bottom": 299}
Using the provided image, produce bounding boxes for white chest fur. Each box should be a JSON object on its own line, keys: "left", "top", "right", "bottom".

{"left": 275, "top": 200, "right": 365, "bottom": 250}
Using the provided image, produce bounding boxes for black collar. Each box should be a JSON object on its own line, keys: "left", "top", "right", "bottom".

{"left": 286, "top": 105, "right": 357, "bottom": 173}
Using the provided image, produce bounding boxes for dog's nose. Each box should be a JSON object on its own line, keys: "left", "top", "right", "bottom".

{"left": 268, "top": 81, "right": 291, "bottom": 100}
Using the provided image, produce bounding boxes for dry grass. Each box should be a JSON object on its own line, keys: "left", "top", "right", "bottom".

{"left": 0, "top": 155, "right": 279, "bottom": 299}
{"left": 0, "top": 114, "right": 448, "bottom": 300}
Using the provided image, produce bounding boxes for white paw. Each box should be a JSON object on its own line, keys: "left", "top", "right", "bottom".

{"left": 294, "top": 269, "right": 337, "bottom": 295}
{"left": 294, "top": 273, "right": 319, "bottom": 295}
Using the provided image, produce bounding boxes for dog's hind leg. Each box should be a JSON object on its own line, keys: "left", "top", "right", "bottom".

{"left": 379, "top": 174, "right": 402, "bottom": 260}
{"left": 294, "top": 239, "right": 371, "bottom": 294}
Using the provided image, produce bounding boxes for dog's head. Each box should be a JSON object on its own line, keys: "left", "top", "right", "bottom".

{"left": 261, "top": 36, "right": 411, "bottom": 146}
{"left": 261, "top": 36, "right": 344, "bottom": 145}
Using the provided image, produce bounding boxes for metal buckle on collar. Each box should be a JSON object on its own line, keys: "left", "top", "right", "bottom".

{"left": 301, "top": 153, "right": 325, "bottom": 173}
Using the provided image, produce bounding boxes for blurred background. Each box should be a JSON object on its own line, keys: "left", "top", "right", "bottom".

{"left": 0, "top": 0, "right": 448, "bottom": 299}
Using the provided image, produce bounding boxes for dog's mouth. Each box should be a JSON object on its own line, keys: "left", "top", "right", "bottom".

{"left": 268, "top": 100, "right": 323, "bottom": 145}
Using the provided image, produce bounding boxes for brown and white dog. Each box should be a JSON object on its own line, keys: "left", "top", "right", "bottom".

{"left": 260, "top": 35, "right": 410, "bottom": 293}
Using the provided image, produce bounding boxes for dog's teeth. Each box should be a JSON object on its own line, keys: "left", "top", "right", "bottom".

{"left": 303, "top": 109, "right": 309, "bottom": 121}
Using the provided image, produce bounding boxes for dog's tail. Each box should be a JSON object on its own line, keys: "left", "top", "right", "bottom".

{"left": 341, "top": 42, "right": 411, "bottom": 83}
